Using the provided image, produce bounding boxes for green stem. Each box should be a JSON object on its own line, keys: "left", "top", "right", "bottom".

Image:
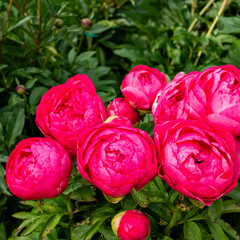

{"left": 194, "top": 0, "right": 228, "bottom": 66}
{"left": 164, "top": 205, "right": 179, "bottom": 236}
{"left": 188, "top": 0, "right": 215, "bottom": 32}
{"left": 70, "top": 29, "right": 85, "bottom": 71}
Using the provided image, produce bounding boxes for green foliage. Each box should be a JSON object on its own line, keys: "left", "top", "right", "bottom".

{"left": 1, "top": 0, "right": 240, "bottom": 239}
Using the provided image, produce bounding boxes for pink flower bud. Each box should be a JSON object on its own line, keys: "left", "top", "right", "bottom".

{"left": 6, "top": 138, "right": 71, "bottom": 200}
{"left": 81, "top": 18, "right": 93, "bottom": 30}
{"left": 111, "top": 210, "right": 151, "bottom": 240}
{"left": 107, "top": 98, "right": 139, "bottom": 126}
{"left": 16, "top": 85, "right": 26, "bottom": 95}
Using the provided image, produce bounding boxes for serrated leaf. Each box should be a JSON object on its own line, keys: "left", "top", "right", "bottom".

{"left": 205, "top": 220, "right": 228, "bottom": 240}
{"left": 38, "top": 214, "right": 63, "bottom": 240}
{"left": 184, "top": 221, "right": 202, "bottom": 240}
{"left": 208, "top": 198, "right": 223, "bottom": 221}
{"left": 216, "top": 219, "right": 240, "bottom": 240}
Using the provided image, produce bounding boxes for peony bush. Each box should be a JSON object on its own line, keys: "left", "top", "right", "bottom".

{"left": 4, "top": 64, "right": 240, "bottom": 240}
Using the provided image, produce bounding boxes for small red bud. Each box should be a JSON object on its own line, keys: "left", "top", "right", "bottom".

{"left": 54, "top": 18, "right": 64, "bottom": 28}
{"left": 16, "top": 85, "right": 26, "bottom": 95}
{"left": 81, "top": 18, "right": 93, "bottom": 30}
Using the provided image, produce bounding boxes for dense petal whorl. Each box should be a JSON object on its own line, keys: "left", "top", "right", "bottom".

{"left": 192, "top": 65, "right": 240, "bottom": 136}
{"left": 121, "top": 65, "right": 167, "bottom": 110}
{"left": 36, "top": 74, "right": 107, "bottom": 156}
{"left": 6, "top": 138, "right": 71, "bottom": 200}
{"left": 154, "top": 120, "right": 240, "bottom": 206}
{"left": 77, "top": 123, "right": 158, "bottom": 198}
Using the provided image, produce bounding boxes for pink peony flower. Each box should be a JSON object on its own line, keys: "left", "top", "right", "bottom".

{"left": 153, "top": 71, "right": 200, "bottom": 124}
{"left": 107, "top": 98, "right": 139, "bottom": 126}
{"left": 189, "top": 65, "right": 240, "bottom": 137}
{"left": 154, "top": 120, "right": 240, "bottom": 206}
{"left": 121, "top": 65, "right": 167, "bottom": 110}
{"left": 77, "top": 123, "right": 158, "bottom": 198}
{"left": 36, "top": 74, "right": 107, "bottom": 156}
{"left": 111, "top": 210, "right": 151, "bottom": 240}
{"left": 6, "top": 138, "right": 71, "bottom": 200}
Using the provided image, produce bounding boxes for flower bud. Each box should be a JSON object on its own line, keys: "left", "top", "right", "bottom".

{"left": 81, "top": 18, "right": 93, "bottom": 30}
{"left": 54, "top": 18, "right": 64, "bottom": 28}
{"left": 16, "top": 85, "right": 26, "bottom": 95}
{"left": 111, "top": 210, "right": 151, "bottom": 240}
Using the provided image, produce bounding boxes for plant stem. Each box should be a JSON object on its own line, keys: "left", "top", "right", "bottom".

{"left": 164, "top": 205, "right": 179, "bottom": 236}
{"left": 194, "top": 0, "right": 228, "bottom": 66}
{"left": 35, "top": 0, "right": 42, "bottom": 48}
{"left": 0, "top": 0, "right": 13, "bottom": 63}
{"left": 13, "top": 0, "right": 36, "bottom": 40}
{"left": 70, "top": 29, "right": 85, "bottom": 71}
{"left": 188, "top": 0, "right": 215, "bottom": 32}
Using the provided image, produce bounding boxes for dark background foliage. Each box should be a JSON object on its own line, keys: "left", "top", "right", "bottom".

{"left": 0, "top": 0, "right": 240, "bottom": 239}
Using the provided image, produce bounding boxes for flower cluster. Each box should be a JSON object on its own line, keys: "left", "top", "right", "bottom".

{"left": 5, "top": 64, "right": 240, "bottom": 239}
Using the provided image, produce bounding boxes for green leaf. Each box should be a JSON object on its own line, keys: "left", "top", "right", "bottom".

{"left": 0, "top": 155, "right": 8, "bottom": 163}
{"left": 0, "top": 164, "right": 11, "bottom": 196}
{"left": 8, "top": 16, "right": 33, "bottom": 32}
{"left": 83, "top": 219, "right": 107, "bottom": 240}
{"left": 219, "top": 16, "right": 240, "bottom": 34}
{"left": 21, "top": 216, "right": 47, "bottom": 237}
{"left": 0, "top": 64, "right": 8, "bottom": 71}
{"left": 38, "top": 214, "right": 63, "bottom": 240}
{"left": 222, "top": 200, "right": 240, "bottom": 214}
{"left": 71, "top": 225, "right": 91, "bottom": 240}
{"left": 227, "top": 185, "right": 240, "bottom": 202}
{"left": 44, "top": 0, "right": 54, "bottom": 15}
{"left": 205, "top": 220, "right": 228, "bottom": 240}
{"left": 148, "top": 202, "right": 172, "bottom": 222}
{"left": 208, "top": 198, "right": 223, "bottom": 221}
{"left": 68, "top": 48, "right": 76, "bottom": 65}
{"left": 216, "top": 219, "right": 240, "bottom": 240}
{"left": 184, "top": 221, "right": 202, "bottom": 240}
{"left": 29, "top": 87, "right": 48, "bottom": 107}
{"left": 75, "top": 51, "right": 95, "bottom": 64}
{"left": 99, "top": 227, "right": 118, "bottom": 240}
{"left": 131, "top": 188, "right": 150, "bottom": 208}
{"left": 12, "top": 212, "right": 41, "bottom": 220}
{"left": 121, "top": 194, "right": 138, "bottom": 211}
{"left": 0, "top": 222, "right": 6, "bottom": 240}
{"left": 6, "top": 104, "right": 25, "bottom": 148}
{"left": 25, "top": 78, "right": 38, "bottom": 89}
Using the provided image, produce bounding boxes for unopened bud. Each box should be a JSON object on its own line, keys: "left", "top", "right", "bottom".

{"left": 16, "top": 85, "right": 26, "bottom": 95}
{"left": 81, "top": 18, "right": 93, "bottom": 30}
{"left": 111, "top": 210, "right": 151, "bottom": 240}
{"left": 54, "top": 18, "right": 64, "bottom": 28}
